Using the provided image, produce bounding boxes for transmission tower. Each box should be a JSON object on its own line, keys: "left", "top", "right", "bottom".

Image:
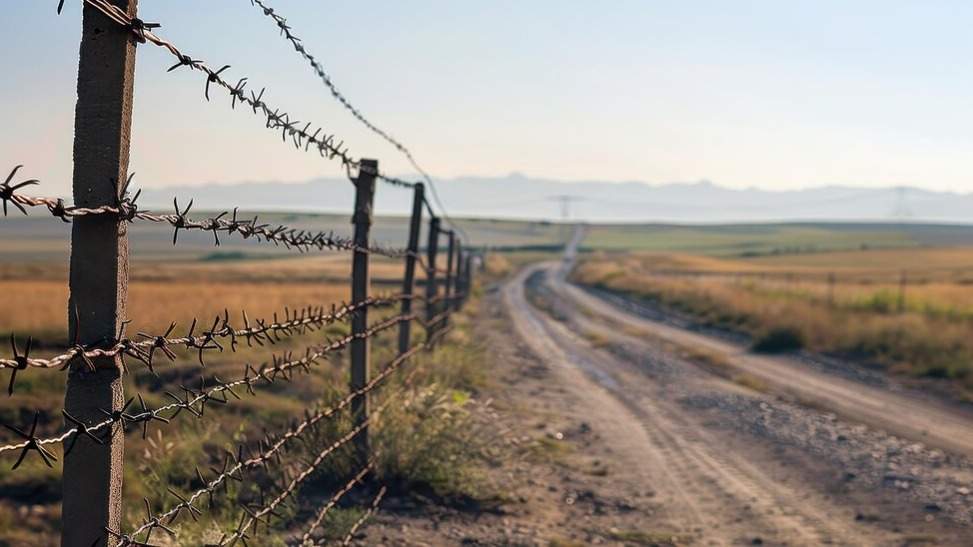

{"left": 548, "top": 195, "right": 584, "bottom": 221}
{"left": 890, "top": 186, "right": 913, "bottom": 220}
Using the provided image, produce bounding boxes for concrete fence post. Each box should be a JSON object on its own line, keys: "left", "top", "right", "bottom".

{"left": 62, "top": 1, "right": 138, "bottom": 545}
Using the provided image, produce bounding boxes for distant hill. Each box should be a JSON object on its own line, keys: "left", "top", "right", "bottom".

{"left": 140, "top": 174, "right": 973, "bottom": 223}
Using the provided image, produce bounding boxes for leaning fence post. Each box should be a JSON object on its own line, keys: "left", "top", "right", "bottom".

{"left": 350, "top": 159, "right": 377, "bottom": 463}
{"left": 62, "top": 2, "right": 138, "bottom": 545}
{"left": 444, "top": 231, "right": 456, "bottom": 319}
{"left": 398, "top": 183, "right": 424, "bottom": 355}
{"left": 424, "top": 217, "right": 441, "bottom": 337}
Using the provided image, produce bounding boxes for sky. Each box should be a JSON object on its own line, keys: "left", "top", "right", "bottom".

{"left": 3, "top": 1, "right": 973, "bottom": 197}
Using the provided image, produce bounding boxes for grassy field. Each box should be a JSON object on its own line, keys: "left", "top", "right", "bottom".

{"left": 0, "top": 213, "right": 568, "bottom": 262}
{"left": 0, "top": 239, "right": 498, "bottom": 544}
{"left": 573, "top": 226, "right": 973, "bottom": 400}
{"left": 581, "top": 222, "right": 973, "bottom": 255}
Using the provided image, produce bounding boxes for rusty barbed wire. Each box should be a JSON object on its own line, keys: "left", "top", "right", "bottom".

{"left": 61, "top": 0, "right": 465, "bottom": 238}
{"left": 0, "top": 292, "right": 412, "bottom": 372}
{"left": 0, "top": 312, "right": 419, "bottom": 463}
{"left": 297, "top": 461, "right": 373, "bottom": 545}
{"left": 215, "top": 416, "right": 377, "bottom": 546}
{"left": 215, "top": 385, "right": 399, "bottom": 547}
{"left": 119, "top": 339, "right": 427, "bottom": 545}
{"left": 339, "top": 485, "right": 386, "bottom": 546}
{"left": 243, "top": 0, "right": 450, "bottom": 197}
{"left": 245, "top": 0, "right": 408, "bottom": 175}
{"left": 65, "top": 0, "right": 359, "bottom": 171}
{"left": 65, "top": 0, "right": 456, "bottom": 215}
{"left": 2, "top": 166, "right": 411, "bottom": 260}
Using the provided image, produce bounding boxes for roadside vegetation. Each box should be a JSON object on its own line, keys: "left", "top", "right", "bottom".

{"left": 572, "top": 247, "right": 973, "bottom": 397}
{"left": 0, "top": 254, "right": 494, "bottom": 545}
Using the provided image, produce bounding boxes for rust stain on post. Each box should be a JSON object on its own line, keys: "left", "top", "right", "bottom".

{"left": 62, "top": 1, "right": 137, "bottom": 545}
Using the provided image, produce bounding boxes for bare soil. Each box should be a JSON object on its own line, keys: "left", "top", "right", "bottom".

{"left": 355, "top": 253, "right": 973, "bottom": 545}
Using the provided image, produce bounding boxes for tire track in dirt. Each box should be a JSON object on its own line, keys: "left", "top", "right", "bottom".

{"left": 555, "top": 270, "right": 973, "bottom": 460}
{"left": 503, "top": 263, "right": 900, "bottom": 545}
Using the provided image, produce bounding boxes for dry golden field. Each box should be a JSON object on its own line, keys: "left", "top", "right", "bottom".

{"left": 573, "top": 247, "right": 973, "bottom": 396}
{"left": 0, "top": 254, "right": 413, "bottom": 340}
{"left": 0, "top": 250, "right": 488, "bottom": 545}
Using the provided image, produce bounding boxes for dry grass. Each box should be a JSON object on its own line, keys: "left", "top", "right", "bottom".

{"left": 0, "top": 254, "right": 416, "bottom": 340}
{"left": 0, "top": 250, "right": 493, "bottom": 545}
{"left": 0, "top": 279, "right": 349, "bottom": 338}
{"left": 573, "top": 251, "right": 973, "bottom": 394}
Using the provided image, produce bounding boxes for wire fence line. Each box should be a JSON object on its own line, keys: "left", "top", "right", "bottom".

{"left": 2, "top": 167, "right": 412, "bottom": 257}
{"left": 0, "top": 311, "right": 419, "bottom": 457}
{"left": 0, "top": 3, "right": 481, "bottom": 545}
{"left": 242, "top": 0, "right": 469, "bottom": 239}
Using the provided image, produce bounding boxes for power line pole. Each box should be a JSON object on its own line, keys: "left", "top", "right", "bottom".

{"left": 548, "top": 194, "right": 584, "bottom": 221}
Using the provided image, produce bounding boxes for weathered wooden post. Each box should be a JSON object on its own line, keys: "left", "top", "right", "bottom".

{"left": 398, "top": 183, "right": 424, "bottom": 355}
{"left": 444, "top": 231, "right": 456, "bottom": 318}
{"left": 62, "top": 2, "right": 138, "bottom": 545}
{"left": 350, "top": 159, "right": 377, "bottom": 462}
{"left": 424, "top": 218, "right": 441, "bottom": 336}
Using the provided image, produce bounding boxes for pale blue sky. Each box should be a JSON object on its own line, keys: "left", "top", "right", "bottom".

{"left": 3, "top": 1, "right": 973, "bottom": 195}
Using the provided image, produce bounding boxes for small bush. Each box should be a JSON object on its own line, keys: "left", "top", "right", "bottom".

{"left": 751, "top": 326, "right": 805, "bottom": 353}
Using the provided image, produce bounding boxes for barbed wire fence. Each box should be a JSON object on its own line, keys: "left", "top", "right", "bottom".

{"left": 0, "top": 1, "right": 480, "bottom": 545}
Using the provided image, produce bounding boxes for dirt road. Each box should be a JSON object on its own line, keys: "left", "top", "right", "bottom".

{"left": 498, "top": 235, "right": 973, "bottom": 544}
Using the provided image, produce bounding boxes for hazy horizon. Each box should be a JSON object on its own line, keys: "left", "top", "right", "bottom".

{"left": 5, "top": 1, "right": 973, "bottom": 205}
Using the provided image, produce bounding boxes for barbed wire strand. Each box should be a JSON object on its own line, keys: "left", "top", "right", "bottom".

{"left": 297, "top": 460, "right": 373, "bottom": 545}
{"left": 338, "top": 485, "right": 386, "bottom": 546}
{"left": 1, "top": 167, "right": 411, "bottom": 260}
{"left": 0, "top": 291, "right": 410, "bottom": 371}
{"left": 119, "top": 337, "right": 427, "bottom": 543}
{"left": 216, "top": 390, "right": 401, "bottom": 546}
{"left": 74, "top": 0, "right": 362, "bottom": 172}
{"left": 241, "top": 0, "right": 471, "bottom": 241}
{"left": 0, "top": 313, "right": 417, "bottom": 461}
{"left": 245, "top": 1, "right": 418, "bottom": 191}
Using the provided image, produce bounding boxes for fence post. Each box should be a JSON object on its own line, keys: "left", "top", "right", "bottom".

{"left": 62, "top": 2, "right": 138, "bottom": 545}
{"left": 444, "top": 231, "right": 456, "bottom": 317}
{"left": 454, "top": 249, "right": 464, "bottom": 307}
{"left": 350, "top": 159, "right": 377, "bottom": 463}
{"left": 462, "top": 252, "right": 473, "bottom": 306}
{"left": 424, "top": 218, "right": 441, "bottom": 336}
{"left": 398, "top": 183, "right": 424, "bottom": 355}
{"left": 452, "top": 239, "right": 464, "bottom": 310}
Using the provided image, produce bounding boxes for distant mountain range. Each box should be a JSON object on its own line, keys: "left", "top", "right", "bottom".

{"left": 139, "top": 174, "right": 973, "bottom": 223}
